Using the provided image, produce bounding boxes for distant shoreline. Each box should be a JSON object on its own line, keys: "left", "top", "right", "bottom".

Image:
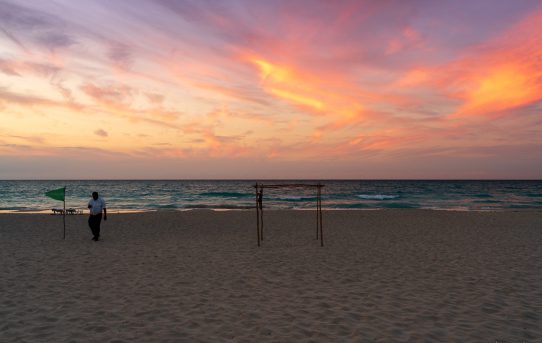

{"left": 2, "top": 179, "right": 542, "bottom": 181}
{"left": 2, "top": 208, "right": 541, "bottom": 215}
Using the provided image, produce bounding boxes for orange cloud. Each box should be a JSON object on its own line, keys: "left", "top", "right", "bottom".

{"left": 80, "top": 82, "right": 182, "bottom": 128}
{"left": 193, "top": 82, "right": 269, "bottom": 106}
{"left": 250, "top": 58, "right": 324, "bottom": 110}
{"left": 247, "top": 55, "right": 365, "bottom": 128}
{"left": 455, "top": 64, "right": 540, "bottom": 117}
{"left": 450, "top": 10, "right": 542, "bottom": 118}
{"left": 394, "top": 69, "right": 430, "bottom": 88}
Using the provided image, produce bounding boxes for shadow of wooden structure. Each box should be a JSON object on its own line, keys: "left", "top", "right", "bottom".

{"left": 254, "top": 183, "right": 324, "bottom": 247}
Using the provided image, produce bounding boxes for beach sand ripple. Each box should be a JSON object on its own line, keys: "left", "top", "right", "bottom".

{"left": 1, "top": 210, "right": 541, "bottom": 341}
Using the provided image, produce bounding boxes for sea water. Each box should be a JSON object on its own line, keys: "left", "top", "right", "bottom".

{"left": 0, "top": 180, "right": 541, "bottom": 212}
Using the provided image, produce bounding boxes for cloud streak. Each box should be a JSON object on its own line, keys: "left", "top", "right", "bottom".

{"left": 1, "top": 0, "right": 542, "bottom": 178}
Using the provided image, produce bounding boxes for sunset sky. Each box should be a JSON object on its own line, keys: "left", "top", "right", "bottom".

{"left": 1, "top": 0, "right": 542, "bottom": 179}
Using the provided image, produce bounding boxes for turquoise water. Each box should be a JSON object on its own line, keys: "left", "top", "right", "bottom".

{"left": 0, "top": 180, "right": 541, "bottom": 212}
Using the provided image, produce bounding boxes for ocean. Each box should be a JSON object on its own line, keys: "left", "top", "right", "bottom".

{"left": 1, "top": 180, "right": 541, "bottom": 213}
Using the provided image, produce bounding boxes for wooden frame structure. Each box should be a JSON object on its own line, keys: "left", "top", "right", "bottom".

{"left": 254, "top": 183, "right": 324, "bottom": 247}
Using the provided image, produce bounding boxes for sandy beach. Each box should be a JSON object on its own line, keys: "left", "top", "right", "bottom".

{"left": 1, "top": 210, "right": 541, "bottom": 342}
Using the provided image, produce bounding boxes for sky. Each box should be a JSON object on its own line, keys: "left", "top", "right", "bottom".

{"left": 1, "top": 0, "right": 542, "bottom": 179}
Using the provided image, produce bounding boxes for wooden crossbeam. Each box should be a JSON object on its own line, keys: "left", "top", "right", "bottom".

{"left": 254, "top": 183, "right": 324, "bottom": 247}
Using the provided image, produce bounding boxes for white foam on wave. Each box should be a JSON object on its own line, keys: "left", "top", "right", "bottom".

{"left": 277, "top": 196, "right": 314, "bottom": 201}
{"left": 357, "top": 194, "right": 399, "bottom": 200}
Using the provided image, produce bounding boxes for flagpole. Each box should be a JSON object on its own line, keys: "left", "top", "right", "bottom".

{"left": 45, "top": 186, "right": 67, "bottom": 239}
{"left": 63, "top": 187, "right": 66, "bottom": 240}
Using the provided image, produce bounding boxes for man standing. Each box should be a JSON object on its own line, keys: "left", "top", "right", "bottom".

{"left": 88, "top": 191, "right": 107, "bottom": 241}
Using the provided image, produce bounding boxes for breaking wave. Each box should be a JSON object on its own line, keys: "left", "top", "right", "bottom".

{"left": 357, "top": 194, "right": 399, "bottom": 200}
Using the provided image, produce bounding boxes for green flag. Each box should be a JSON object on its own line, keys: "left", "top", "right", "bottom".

{"left": 45, "top": 187, "right": 65, "bottom": 201}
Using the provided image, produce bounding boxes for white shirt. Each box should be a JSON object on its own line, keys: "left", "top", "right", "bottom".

{"left": 88, "top": 197, "right": 106, "bottom": 215}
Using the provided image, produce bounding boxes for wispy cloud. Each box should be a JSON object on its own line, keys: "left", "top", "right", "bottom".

{"left": 94, "top": 129, "right": 108, "bottom": 137}
{"left": 1, "top": 0, "right": 542, "bottom": 178}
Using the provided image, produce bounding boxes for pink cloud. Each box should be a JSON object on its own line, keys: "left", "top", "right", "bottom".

{"left": 94, "top": 129, "right": 108, "bottom": 137}
{"left": 433, "top": 10, "right": 542, "bottom": 118}
{"left": 2, "top": 1, "right": 542, "bottom": 178}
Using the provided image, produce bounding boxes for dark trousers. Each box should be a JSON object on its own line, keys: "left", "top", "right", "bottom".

{"left": 88, "top": 214, "right": 102, "bottom": 239}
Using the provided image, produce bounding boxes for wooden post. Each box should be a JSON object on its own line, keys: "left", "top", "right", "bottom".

{"left": 254, "top": 183, "right": 260, "bottom": 247}
{"left": 259, "top": 188, "right": 264, "bottom": 241}
{"left": 63, "top": 195, "right": 66, "bottom": 240}
{"left": 254, "top": 183, "right": 324, "bottom": 247}
{"left": 319, "top": 185, "right": 324, "bottom": 247}
{"left": 316, "top": 188, "right": 319, "bottom": 240}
